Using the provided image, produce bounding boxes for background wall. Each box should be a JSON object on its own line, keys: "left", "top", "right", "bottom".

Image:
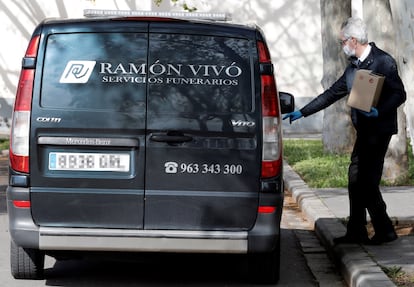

{"left": 0, "top": 0, "right": 324, "bottom": 137}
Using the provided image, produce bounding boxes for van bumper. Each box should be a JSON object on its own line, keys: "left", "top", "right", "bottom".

{"left": 7, "top": 187, "right": 40, "bottom": 248}
{"left": 38, "top": 228, "right": 249, "bottom": 253}
{"left": 7, "top": 187, "right": 282, "bottom": 254}
{"left": 247, "top": 191, "right": 283, "bottom": 253}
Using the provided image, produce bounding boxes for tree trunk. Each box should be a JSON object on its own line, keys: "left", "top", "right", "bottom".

{"left": 320, "top": 0, "right": 355, "bottom": 154}
{"left": 383, "top": 106, "right": 408, "bottom": 183}
{"left": 389, "top": 0, "right": 414, "bottom": 155}
{"left": 364, "top": 0, "right": 408, "bottom": 183}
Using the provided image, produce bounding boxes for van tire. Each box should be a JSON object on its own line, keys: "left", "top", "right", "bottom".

{"left": 10, "top": 241, "right": 45, "bottom": 280}
{"left": 248, "top": 245, "right": 280, "bottom": 284}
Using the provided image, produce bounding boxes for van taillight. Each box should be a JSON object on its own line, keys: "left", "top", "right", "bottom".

{"left": 25, "top": 35, "right": 40, "bottom": 58}
{"left": 10, "top": 36, "right": 39, "bottom": 173}
{"left": 257, "top": 41, "right": 271, "bottom": 62}
{"left": 258, "top": 41, "right": 282, "bottom": 178}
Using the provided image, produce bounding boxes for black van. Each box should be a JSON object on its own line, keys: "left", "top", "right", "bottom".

{"left": 7, "top": 10, "right": 294, "bottom": 283}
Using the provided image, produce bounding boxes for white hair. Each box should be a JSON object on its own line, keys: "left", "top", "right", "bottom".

{"left": 341, "top": 17, "right": 368, "bottom": 44}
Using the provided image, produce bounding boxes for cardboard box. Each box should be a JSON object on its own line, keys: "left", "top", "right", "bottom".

{"left": 347, "top": 69, "right": 385, "bottom": 112}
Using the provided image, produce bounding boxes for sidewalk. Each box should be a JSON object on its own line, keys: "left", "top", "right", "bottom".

{"left": 284, "top": 163, "right": 414, "bottom": 287}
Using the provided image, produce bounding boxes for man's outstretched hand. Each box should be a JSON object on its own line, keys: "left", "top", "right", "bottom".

{"left": 283, "top": 110, "right": 303, "bottom": 123}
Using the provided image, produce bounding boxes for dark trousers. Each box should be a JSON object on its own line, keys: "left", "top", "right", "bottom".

{"left": 347, "top": 132, "right": 395, "bottom": 237}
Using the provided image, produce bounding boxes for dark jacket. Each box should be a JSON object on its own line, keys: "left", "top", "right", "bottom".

{"left": 300, "top": 43, "right": 406, "bottom": 135}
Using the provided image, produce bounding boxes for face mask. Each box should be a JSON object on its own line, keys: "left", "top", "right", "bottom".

{"left": 343, "top": 44, "right": 356, "bottom": 57}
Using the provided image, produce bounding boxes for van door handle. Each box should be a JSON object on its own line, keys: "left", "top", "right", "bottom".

{"left": 149, "top": 133, "right": 193, "bottom": 143}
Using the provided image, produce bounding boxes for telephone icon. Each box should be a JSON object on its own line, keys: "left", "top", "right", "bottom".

{"left": 164, "top": 161, "right": 178, "bottom": 174}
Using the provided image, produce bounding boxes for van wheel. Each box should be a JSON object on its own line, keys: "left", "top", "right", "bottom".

{"left": 248, "top": 245, "right": 280, "bottom": 284}
{"left": 10, "top": 241, "right": 45, "bottom": 280}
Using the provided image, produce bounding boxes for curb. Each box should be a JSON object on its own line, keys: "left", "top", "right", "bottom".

{"left": 283, "top": 163, "right": 396, "bottom": 287}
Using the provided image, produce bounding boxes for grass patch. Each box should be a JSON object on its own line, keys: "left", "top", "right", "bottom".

{"left": 283, "top": 139, "right": 349, "bottom": 188}
{"left": 283, "top": 138, "right": 414, "bottom": 188}
{"left": 0, "top": 138, "right": 9, "bottom": 151}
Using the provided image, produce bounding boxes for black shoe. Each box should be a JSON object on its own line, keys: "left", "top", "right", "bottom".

{"left": 333, "top": 234, "right": 371, "bottom": 245}
{"left": 369, "top": 232, "right": 398, "bottom": 245}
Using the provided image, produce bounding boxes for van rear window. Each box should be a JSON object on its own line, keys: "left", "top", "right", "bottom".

{"left": 147, "top": 34, "right": 253, "bottom": 114}
{"left": 41, "top": 32, "right": 253, "bottom": 113}
{"left": 41, "top": 33, "right": 147, "bottom": 112}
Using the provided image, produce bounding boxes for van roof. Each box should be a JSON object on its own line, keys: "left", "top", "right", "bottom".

{"left": 36, "top": 16, "right": 263, "bottom": 41}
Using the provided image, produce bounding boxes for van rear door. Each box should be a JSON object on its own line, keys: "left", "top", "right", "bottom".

{"left": 144, "top": 26, "right": 260, "bottom": 230}
{"left": 30, "top": 26, "right": 148, "bottom": 229}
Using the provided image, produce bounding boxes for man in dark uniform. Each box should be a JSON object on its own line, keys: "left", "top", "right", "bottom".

{"left": 283, "top": 17, "right": 406, "bottom": 244}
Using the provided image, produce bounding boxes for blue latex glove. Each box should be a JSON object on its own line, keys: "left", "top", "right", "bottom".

{"left": 282, "top": 110, "right": 303, "bottom": 123}
{"left": 359, "top": 107, "right": 378, "bottom": 117}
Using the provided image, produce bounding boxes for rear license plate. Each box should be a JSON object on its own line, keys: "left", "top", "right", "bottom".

{"left": 49, "top": 152, "right": 130, "bottom": 172}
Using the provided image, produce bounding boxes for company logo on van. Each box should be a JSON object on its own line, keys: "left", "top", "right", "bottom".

{"left": 59, "top": 60, "right": 243, "bottom": 86}
{"left": 99, "top": 61, "right": 242, "bottom": 86}
{"left": 60, "top": 61, "right": 96, "bottom": 83}
{"left": 231, "top": 119, "right": 255, "bottom": 127}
